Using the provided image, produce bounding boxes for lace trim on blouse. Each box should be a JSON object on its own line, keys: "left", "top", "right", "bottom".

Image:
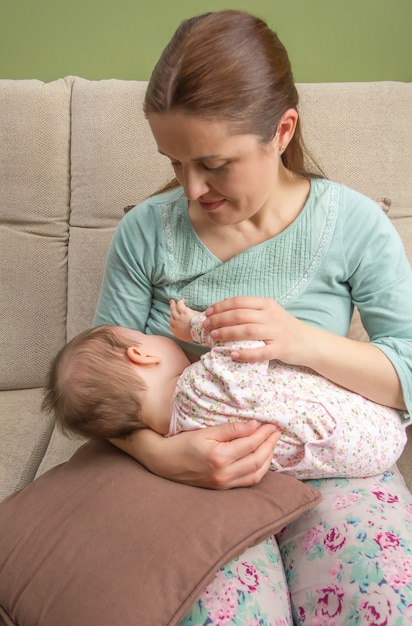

{"left": 160, "top": 181, "right": 339, "bottom": 308}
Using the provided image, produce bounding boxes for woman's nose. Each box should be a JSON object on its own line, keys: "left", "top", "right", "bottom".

{"left": 182, "top": 169, "right": 209, "bottom": 200}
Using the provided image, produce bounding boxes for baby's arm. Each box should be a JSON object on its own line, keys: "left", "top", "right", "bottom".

{"left": 170, "top": 299, "right": 222, "bottom": 347}
{"left": 170, "top": 298, "right": 262, "bottom": 349}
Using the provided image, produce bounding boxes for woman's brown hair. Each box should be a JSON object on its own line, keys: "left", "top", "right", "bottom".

{"left": 144, "top": 10, "right": 321, "bottom": 184}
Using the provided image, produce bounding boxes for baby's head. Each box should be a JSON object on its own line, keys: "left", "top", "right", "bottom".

{"left": 42, "top": 325, "right": 146, "bottom": 440}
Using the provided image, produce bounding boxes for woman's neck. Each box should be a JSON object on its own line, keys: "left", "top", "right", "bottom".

{"left": 189, "top": 174, "right": 311, "bottom": 262}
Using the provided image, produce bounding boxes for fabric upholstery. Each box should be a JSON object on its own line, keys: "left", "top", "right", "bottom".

{"left": 299, "top": 83, "right": 411, "bottom": 211}
{"left": 0, "top": 78, "right": 72, "bottom": 391}
{"left": 0, "top": 389, "right": 53, "bottom": 501}
{"left": 68, "top": 79, "right": 171, "bottom": 340}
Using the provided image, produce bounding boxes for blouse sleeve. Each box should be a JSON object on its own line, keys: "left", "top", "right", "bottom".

{"left": 343, "top": 190, "right": 412, "bottom": 415}
{"left": 93, "top": 201, "right": 161, "bottom": 331}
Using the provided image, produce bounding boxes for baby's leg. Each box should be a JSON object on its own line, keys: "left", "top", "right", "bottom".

{"left": 296, "top": 398, "right": 407, "bottom": 479}
{"left": 274, "top": 360, "right": 406, "bottom": 479}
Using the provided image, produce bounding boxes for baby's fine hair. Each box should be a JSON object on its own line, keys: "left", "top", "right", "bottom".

{"left": 42, "top": 326, "right": 146, "bottom": 440}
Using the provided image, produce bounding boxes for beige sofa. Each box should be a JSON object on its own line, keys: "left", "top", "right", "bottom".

{"left": 0, "top": 77, "right": 411, "bottom": 502}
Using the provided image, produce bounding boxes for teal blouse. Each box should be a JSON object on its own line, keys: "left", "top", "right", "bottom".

{"left": 94, "top": 178, "right": 412, "bottom": 415}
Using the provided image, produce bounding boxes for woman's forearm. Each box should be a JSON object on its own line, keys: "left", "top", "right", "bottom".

{"left": 110, "top": 428, "right": 179, "bottom": 476}
{"left": 303, "top": 328, "right": 406, "bottom": 409}
{"left": 110, "top": 428, "right": 219, "bottom": 485}
{"left": 110, "top": 421, "right": 280, "bottom": 488}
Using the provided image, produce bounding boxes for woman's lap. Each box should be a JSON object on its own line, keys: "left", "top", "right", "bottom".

{"left": 180, "top": 536, "right": 292, "bottom": 625}
{"left": 181, "top": 467, "right": 412, "bottom": 626}
{"left": 279, "top": 466, "right": 412, "bottom": 625}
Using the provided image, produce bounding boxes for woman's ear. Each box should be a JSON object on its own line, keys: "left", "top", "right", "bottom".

{"left": 126, "top": 346, "right": 161, "bottom": 366}
{"left": 275, "top": 108, "right": 298, "bottom": 151}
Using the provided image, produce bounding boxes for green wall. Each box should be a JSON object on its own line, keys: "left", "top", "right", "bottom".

{"left": 1, "top": 0, "right": 411, "bottom": 82}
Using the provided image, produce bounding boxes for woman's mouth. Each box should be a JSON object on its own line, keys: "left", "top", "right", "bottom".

{"left": 198, "top": 199, "right": 225, "bottom": 211}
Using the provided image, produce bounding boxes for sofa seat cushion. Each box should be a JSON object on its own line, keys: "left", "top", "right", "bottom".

{"left": 0, "top": 440, "right": 321, "bottom": 626}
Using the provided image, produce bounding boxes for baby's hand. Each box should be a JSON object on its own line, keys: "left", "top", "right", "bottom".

{"left": 169, "top": 299, "right": 197, "bottom": 342}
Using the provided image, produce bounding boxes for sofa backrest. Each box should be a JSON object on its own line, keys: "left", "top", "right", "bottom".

{"left": 298, "top": 81, "right": 412, "bottom": 265}
{"left": 67, "top": 78, "right": 171, "bottom": 342}
{"left": 1, "top": 78, "right": 411, "bottom": 392}
{"left": 0, "top": 78, "right": 72, "bottom": 390}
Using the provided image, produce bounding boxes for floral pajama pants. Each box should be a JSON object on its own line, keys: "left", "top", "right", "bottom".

{"left": 181, "top": 466, "right": 412, "bottom": 625}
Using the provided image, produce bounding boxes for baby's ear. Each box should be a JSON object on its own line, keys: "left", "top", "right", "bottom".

{"left": 126, "top": 347, "right": 160, "bottom": 365}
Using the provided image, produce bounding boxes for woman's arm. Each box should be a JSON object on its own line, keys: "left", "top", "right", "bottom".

{"left": 300, "top": 324, "right": 405, "bottom": 409}
{"left": 110, "top": 420, "right": 280, "bottom": 489}
{"left": 203, "top": 296, "right": 406, "bottom": 410}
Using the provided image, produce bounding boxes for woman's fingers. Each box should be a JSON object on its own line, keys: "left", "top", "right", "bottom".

{"left": 201, "top": 421, "right": 280, "bottom": 489}
{"left": 206, "top": 420, "right": 277, "bottom": 451}
{"left": 204, "top": 297, "right": 278, "bottom": 340}
{"left": 224, "top": 427, "right": 280, "bottom": 488}
{"left": 206, "top": 296, "right": 270, "bottom": 315}
{"left": 205, "top": 311, "right": 269, "bottom": 340}
{"left": 205, "top": 304, "right": 267, "bottom": 329}
{"left": 203, "top": 296, "right": 310, "bottom": 364}
{"left": 225, "top": 434, "right": 279, "bottom": 488}
{"left": 229, "top": 344, "right": 274, "bottom": 363}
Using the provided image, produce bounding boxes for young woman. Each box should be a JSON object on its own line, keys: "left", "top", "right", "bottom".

{"left": 94, "top": 10, "right": 412, "bottom": 624}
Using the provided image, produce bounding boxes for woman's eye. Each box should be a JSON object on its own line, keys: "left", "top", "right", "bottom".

{"left": 203, "top": 163, "right": 227, "bottom": 172}
{"left": 170, "top": 161, "right": 227, "bottom": 172}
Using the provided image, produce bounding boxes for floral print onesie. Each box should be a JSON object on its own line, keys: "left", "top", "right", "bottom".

{"left": 169, "top": 314, "right": 406, "bottom": 480}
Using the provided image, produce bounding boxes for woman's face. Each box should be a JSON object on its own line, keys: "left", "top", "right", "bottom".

{"left": 148, "top": 112, "right": 284, "bottom": 227}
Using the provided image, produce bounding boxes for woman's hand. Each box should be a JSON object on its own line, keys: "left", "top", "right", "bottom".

{"left": 203, "top": 296, "right": 312, "bottom": 364}
{"left": 110, "top": 420, "right": 280, "bottom": 489}
{"left": 203, "top": 296, "right": 405, "bottom": 409}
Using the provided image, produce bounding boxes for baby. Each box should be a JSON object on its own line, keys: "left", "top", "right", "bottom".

{"left": 42, "top": 300, "right": 407, "bottom": 479}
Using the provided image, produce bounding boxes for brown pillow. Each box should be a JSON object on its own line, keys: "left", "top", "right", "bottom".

{"left": 0, "top": 440, "right": 321, "bottom": 626}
